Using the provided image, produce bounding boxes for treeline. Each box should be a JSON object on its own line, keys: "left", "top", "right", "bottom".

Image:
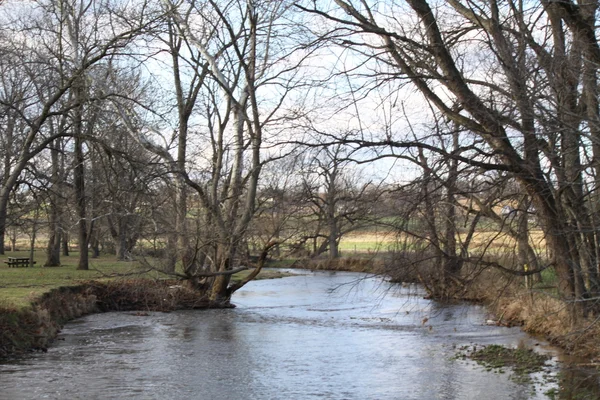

{"left": 1, "top": 0, "right": 599, "bottom": 313}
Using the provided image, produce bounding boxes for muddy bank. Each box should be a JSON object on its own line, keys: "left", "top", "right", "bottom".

{"left": 0, "top": 279, "right": 214, "bottom": 359}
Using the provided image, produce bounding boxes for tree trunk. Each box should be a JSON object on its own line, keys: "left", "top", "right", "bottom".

{"left": 62, "top": 234, "right": 70, "bottom": 256}
{"left": 516, "top": 197, "right": 540, "bottom": 287}
{"left": 44, "top": 141, "right": 61, "bottom": 267}
{"left": 45, "top": 230, "right": 61, "bottom": 267}
{"left": 165, "top": 232, "right": 177, "bottom": 273}
{"left": 0, "top": 164, "right": 24, "bottom": 254}
{"left": 327, "top": 215, "right": 339, "bottom": 260}
{"left": 116, "top": 218, "right": 128, "bottom": 260}
{"left": 45, "top": 214, "right": 61, "bottom": 266}
{"left": 208, "top": 274, "right": 231, "bottom": 304}
{"left": 207, "top": 249, "right": 233, "bottom": 304}
{"left": 90, "top": 234, "right": 100, "bottom": 258}
{"left": 10, "top": 227, "right": 16, "bottom": 252}
{"left": 418, "top": 150, "right": 443, "bottom": 286}
{"left": 74, "top": 133, "right": 89, "bottom": 270}
{"left": 442, "top": 128, "right": 460, "bottom": 280}
{"left": 29, "top": 209, "right": 38, "bottom": 268}
{"left": 0, "top": 201, "right": 8, "bottom": 254}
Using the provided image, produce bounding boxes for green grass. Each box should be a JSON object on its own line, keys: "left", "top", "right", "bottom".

{"left": 0, "top": 250, "right": 287, "bottom": 309}
{"left": 539, "top": 268, "right": 557, "bottom": 284}
{"left": 0, "top": 251, "right": 159, "bottom": 308}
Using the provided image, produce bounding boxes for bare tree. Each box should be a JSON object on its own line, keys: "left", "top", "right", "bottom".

{"left": 0, "top": 0, "right": 159, "bottom": 258}
{"left": 115, "top": 0, "right": 316, "bottom": 304}
{"left": 297, "top": 143, "right": 377, "bottom": 259}
{"left": 300, "top": 0, "right": 600, "bottom": 313}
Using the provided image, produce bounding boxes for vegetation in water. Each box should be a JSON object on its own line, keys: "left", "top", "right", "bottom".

{"left": 456, "top": 344, "right": 551, "bottom": 384}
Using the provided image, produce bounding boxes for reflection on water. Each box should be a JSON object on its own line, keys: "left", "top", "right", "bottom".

{"left": 0, "top": 270, "right": 595, "bottom": 399}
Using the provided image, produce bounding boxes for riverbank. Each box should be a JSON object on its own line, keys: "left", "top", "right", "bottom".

{"left": 0, "top": 279, "right": 217, "bottom": 358}
{"left": 3, "top": 271, "right": 559, "bottom": 400}
{"left": 4, "top": 252, "right": 599, "bottom": 365}
{"left": 283, "top": 255, "right": 600, "bottom": 363}
{"left": 0, "top": 253, "right": 290, "bottom": 359}
{"left": 483, "top": 282, "right": 600, "bottom": 361}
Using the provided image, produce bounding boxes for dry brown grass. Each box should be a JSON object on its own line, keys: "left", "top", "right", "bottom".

{"left": 462, "top": 229, "right": 547, "bottom": 254}
{"left": 338, "top": 229, "right": 548, "bottom": 259}
{"left": 462, "top": 270, "right": 600, "bottom": 359}
{"left": 290, "top": 256, "right": 386, "bottom": 274}
{"left": 492, "top": 291, "right": 600, "bottom": 358}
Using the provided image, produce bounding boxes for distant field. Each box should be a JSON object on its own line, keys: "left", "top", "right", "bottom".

{"left": 339, "top": 232, "right": 398, "bottom": 253}
{"left": 464, "top": 230, "right": 547, "bottom": 254}
{"left": 338, "top": 229, "right": 547, "bottom": 255}
{"left": 0, "top": 226, "right": 548, "bottom": 308}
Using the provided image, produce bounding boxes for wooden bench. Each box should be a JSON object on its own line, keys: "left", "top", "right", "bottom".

{"left": 4, "top": 257, "right": 35, "bottom": 268}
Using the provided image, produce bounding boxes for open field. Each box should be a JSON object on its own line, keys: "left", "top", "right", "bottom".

{"left": 338, "top": 231, "right": 398, "bottom": 253}
{"left": 0, "top": 251, "right": 157, "bottom": 308}
{"left": 338, "top": 230, "right": 547, "bottom": 256}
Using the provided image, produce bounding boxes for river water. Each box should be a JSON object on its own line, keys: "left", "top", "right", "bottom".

{"left": 0, "top": 270, "right": 580, "bottom": 399}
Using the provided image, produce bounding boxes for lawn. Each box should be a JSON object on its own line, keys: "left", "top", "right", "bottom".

{"left": 0, "top": 251, "right": 160, "bottom": 308}
{"left": 0, "top": 250, "right": 285, "bottom": 309}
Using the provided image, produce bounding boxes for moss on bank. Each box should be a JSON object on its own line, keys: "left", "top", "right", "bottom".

{"left": 456, "top": 344, "right": 551, "bottom": 381}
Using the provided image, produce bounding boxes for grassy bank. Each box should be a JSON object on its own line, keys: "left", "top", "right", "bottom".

{"left": 475, "top": 274, "right": 600, "bottom": 360}
{"left": 0, "top": 251, "right": 289, "bottom": 358}
{"left": 0, "top": 251, "right": 163, "bottom": 309}
{"left": 4, "top": 244, "right": 599, "bottom": 364}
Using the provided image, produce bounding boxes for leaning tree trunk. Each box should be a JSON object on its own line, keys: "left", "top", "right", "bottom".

{"left": 207, "top": 246, "right": 233, "bottom": 304}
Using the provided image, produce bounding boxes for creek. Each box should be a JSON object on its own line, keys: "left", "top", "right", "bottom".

{"left": 0, "top": 270, "right": 594, "bottom": 399}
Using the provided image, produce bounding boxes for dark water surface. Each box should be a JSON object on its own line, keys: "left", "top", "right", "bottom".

{"left": 0, "top": 271, "right": 571, "bottom": 399}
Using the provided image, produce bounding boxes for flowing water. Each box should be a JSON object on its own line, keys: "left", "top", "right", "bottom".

{"left": 0, "top": 270, "right": 593, "bottom": 399}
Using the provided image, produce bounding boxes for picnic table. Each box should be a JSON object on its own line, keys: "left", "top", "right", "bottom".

{"left": 4, "top": 257, "right": 35, "bottom": 268}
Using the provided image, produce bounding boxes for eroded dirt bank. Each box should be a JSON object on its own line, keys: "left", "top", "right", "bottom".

{"left": 0, "top": 279, "right": 216, "bottom": 358}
